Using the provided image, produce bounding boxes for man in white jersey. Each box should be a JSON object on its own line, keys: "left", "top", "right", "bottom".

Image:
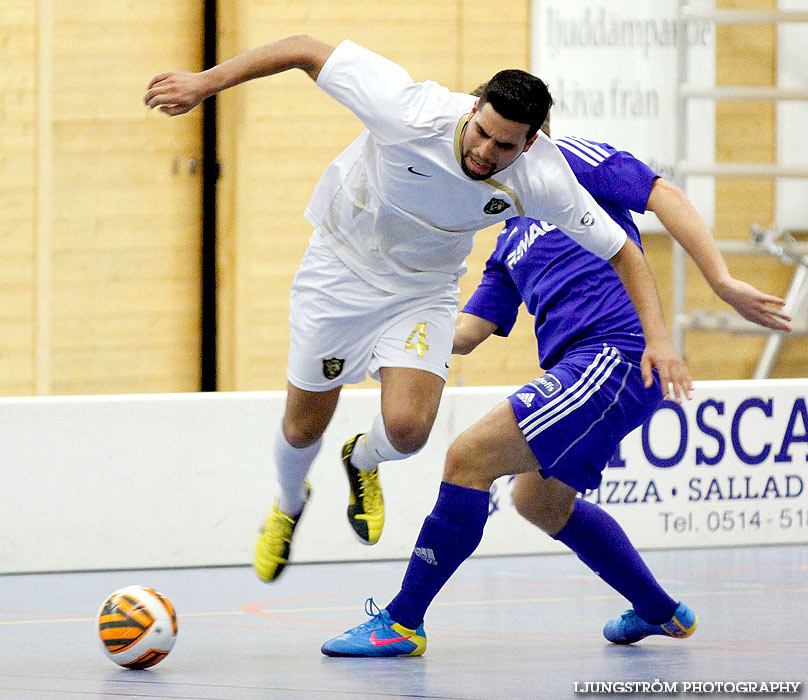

{"left": 144, "top": 35, "right": 691, "bottom": 582}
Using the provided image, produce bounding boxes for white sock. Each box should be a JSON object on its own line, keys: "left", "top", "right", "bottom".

{"left": 349, "top": 413, "right": 417, "bottom": 471}
{"left": 274, "top": 423, "right": 321, "bottom": 516}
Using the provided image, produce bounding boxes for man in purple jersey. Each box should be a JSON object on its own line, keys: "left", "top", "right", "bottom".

{"left": 480, "top": 132, "right": 791, "bottom": 554}
{"left": 319, "top": 119, "right": 790, "bottom": 656}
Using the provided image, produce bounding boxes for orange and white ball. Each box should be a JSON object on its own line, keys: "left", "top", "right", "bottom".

{"left": 97, "top": 585, "right": 177, "bottom": 669}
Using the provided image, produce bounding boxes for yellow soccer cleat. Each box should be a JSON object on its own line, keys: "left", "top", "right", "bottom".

{"left": 253, "top": 482, "right": 311, "bottom": 583}
{"left": 341, "top": 435, "right": 385, "bottom": 545}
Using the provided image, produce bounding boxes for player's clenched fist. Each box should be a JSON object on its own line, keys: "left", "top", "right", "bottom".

{"left": 144, "top": 71, "right": 210, "bottom": 116}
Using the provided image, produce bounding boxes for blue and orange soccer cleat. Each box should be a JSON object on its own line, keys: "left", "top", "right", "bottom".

{"left": 603, "top": 601, "right": 698, "bottom": 644}
{"left": 321, "top": 598, "right": 426, "bottom": 657}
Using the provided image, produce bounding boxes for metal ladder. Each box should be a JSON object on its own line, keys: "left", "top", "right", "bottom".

{"left": 672, "top": 2, "right": 808, "bottom": 377}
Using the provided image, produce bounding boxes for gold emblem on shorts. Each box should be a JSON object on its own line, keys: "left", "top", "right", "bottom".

{"left": 322, "top": 357, "right": 345, "bottom": 380}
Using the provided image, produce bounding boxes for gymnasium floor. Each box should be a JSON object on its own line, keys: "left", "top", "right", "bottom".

{"left": 1, "top": 544, "right": 805, "bottom": 700}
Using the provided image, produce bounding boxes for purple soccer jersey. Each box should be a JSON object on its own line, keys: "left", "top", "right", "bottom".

{"left": 463, "top": 136, "right": 658, "bottom": 370}
{"left": 463, "top": 137, "right": 664, "bottom": 491}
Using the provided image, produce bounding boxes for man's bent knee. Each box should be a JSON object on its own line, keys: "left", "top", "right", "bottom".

{"left": 513, "top": 486, "right": 559, "bottom": 534}
{"left": 283, "top": 384, "right": 340, "bottom": 448}
{"left": 512, "top": 475, "right": 576, "bottom": 536}
{"left": 383, "top": 415, "right": 433, "bottom": 455}
{"left": 282, "top": 419, "right": 325, "bottom": 449}
{"left": 443, "top": 436, "right": 493, "bottom": 491}
{"left": 379, "top": 366, "right": 443, "bottom": 454}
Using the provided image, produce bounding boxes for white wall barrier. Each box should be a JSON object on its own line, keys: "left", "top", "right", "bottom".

{"left": 1, "top": 379, "right": 806, "bottom": 574}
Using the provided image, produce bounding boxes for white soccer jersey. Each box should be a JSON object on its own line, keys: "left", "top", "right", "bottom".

{"left": 306, "top": 40, "right": 627, "bottom": 295}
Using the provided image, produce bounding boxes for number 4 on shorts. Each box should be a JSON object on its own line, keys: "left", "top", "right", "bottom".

{"left": 405, "top": 322, "right": 429, "bottom": 357}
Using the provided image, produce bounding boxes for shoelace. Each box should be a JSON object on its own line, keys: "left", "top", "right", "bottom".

{"left": 265, "top": 509, "right": 294, "bottom": 545}
{"left": 344, "top": 598, "right": 382, "bottom": 633}
{"left": 349, "top": 597, "right": 384, "bottom": 632}
{"left": 358, "top": 469, "right": 382, "bottom": 507}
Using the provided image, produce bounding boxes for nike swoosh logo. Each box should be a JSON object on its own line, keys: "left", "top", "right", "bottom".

{"left": 407, "top": 166, "right": 431, "bottom": 177}
{"left": 370, "top": 631, "right": 412, "bottom": 647}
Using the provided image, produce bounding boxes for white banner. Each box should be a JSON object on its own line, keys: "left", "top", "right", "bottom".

{"left": 776, "top": 0, "right": 808, "bottom": 231}
{"left": 484, "top": 379, "right": 808, "bottom": 552}
{"left": 530, "top": 0, "right": 716, "bottom": 229}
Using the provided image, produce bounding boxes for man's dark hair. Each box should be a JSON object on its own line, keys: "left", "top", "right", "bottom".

{"left": 476, "top": 69, "right": 552, "bottom": 140}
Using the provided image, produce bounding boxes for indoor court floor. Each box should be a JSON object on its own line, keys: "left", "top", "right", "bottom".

{"left": 1, "top": 544, "right": 805, "bottom": 700}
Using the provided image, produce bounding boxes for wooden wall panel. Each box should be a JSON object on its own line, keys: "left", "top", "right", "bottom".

{"left": 2, "top": 1, "right": 205, "bottom": 396}
{"left": 43, "top": 1, "right": 205, "bottom": 395}
{"left": 0, "top": 1, "right": 37, "bottom": 395}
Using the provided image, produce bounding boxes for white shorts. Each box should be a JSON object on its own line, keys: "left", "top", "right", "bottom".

{"left": 286, "top": 234, "right": 459, "bottom": 391}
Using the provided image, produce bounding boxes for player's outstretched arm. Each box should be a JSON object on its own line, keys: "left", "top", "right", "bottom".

{"left": 144, "top": 35, "right": 335, "bottom": 116}
{"left": 646, "top": 178, "right": 791, "bottom": 332}
{"left": 609, "top": 239, "right": 693, "bottom": 404}
{"left": 452, "top": 313, "right": 497, "bottom": 355}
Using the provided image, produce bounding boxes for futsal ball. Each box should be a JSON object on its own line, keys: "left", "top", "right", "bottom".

{"left": 97, "top": 585, "right": 178, "bottom": 669}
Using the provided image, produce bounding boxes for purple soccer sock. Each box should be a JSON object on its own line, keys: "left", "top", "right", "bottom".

{"left": 385, "top": 481, "right": 489, "bottom": 629}
{"left": 553, "top": 498, "right": 678, "bottom": 624}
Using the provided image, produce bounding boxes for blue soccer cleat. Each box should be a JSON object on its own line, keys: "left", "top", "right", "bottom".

{"left": 604, "top": 601, "right": 698, "bottom": 644}
{"left": 321, "top": 598, "right": 426, "bottom": 657}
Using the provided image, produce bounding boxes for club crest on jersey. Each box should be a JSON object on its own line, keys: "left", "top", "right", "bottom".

{"left": 580, "top": 211, "right": 595, "bottom": 226}
{"left": 322, "top": 357, "right": 345, "bottom": 380}
{"left": 531, "top": 373, "right": 562, "bottom": 398}
{"left": 484, "top": 197, "right": 510, "bottom": 215}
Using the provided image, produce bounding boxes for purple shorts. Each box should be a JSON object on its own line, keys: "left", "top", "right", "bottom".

{"left": 508, "top": 343, "right": 662, "bottom": 493}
